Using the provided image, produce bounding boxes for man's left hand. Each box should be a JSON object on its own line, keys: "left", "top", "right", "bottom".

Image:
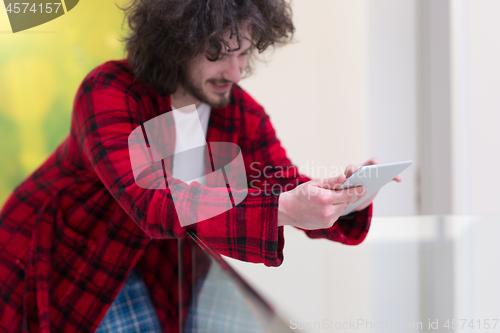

{"left": 344, "top": 157, "right": 402, "bottom": 213}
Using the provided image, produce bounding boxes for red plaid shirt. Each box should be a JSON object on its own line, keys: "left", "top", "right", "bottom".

{"left": 0, "top": 59, "right": 372, "bottom": 332}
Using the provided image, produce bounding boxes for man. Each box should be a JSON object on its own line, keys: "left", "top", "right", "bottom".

{"left": 0, "top": 0, "right": 400, "bottom": 332}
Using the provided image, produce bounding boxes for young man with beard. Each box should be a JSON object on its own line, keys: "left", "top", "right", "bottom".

{"left": 0, "top": 0, "right": 399, "bottom": 331}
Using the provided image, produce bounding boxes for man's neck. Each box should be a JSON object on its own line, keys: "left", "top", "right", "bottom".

{"left": 170, "top": 86, "right": 201, "bottom": 110}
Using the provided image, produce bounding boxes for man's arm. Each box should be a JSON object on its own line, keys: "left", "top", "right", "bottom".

{"left": 237, "top": 88, "right": 372, "bottom": 245}
{"left": 73, "top": 75, "right": 286, "bottom": 267}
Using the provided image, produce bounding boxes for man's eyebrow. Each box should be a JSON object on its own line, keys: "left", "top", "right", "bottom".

{"left": 220, "top": 45, "right": 252, "bottom": 55}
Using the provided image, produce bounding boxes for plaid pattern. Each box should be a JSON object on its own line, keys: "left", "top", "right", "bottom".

{"left": 95, "top": 267, "right": 162, "bottom": 333}
{"left": 0, "top": 58, "right": 372, "bottom": 333}
{"left": 184, "top": 263, "right": 263, "bottom": 333}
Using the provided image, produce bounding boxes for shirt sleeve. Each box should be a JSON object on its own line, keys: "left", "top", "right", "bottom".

{"left": 296, "top": 204, "right": 372, "bottom": 245}
{"left": 73, "top": 76, "right": 284, "bottom": 267}
{"left": 242, "top": 102, "right": 372, "bottom": 246}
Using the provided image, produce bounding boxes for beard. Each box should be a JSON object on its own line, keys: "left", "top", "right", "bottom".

{"left": 183, "top": 77, "right": 232, "bottom": 109}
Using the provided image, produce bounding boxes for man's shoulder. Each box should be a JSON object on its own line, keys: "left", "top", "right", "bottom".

{"left": 231, "top": 84, "right": 267, "bottom": 118}
{"left": 80, "top": 59, "right": 147, "bottom": 98}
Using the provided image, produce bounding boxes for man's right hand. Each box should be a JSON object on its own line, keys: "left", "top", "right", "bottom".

{"left": 277, "top": 175, "right": 366, "bottom": 230}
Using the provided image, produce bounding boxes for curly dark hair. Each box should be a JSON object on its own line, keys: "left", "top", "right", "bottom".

{"left": 118, "top": 0, "right": 295, "bottom": 96}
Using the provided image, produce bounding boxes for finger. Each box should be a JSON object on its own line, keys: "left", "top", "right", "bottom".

{"left": 358, "top": 191, "right": 378, "bottom": 207}
{"left": 335, "top": 174, "right": 346, "bottom": 188}
{"left": 363, "top": 157, "right": 382, "bottom": 166}
{"left": 345, "top": 194, "right": 359, "bottom": 207}
{"left": 351, "top": 186, "right": 367, "bottom": 200}
{"left": 326, "top": 174, "right": 347, "bottom": 190}
{"left": 331, "top": 174, "right": 348, "bottom": 191}
{"left": 311, "top": 185, "right": 347, "bottom": 206}
{"left": 344, "top": 164, "right": 360, "bottom": 178}
{"left": 331, "top": 185, "right": 366, "bottom": 204}
{"left": 393, "top": 175, "right": 402, "bottom": 182}
{"left": 317, "top": 174, "right": 346, "bottom": 190}
{"left": 346, "top": 197, "right": 359, "bottom": 211}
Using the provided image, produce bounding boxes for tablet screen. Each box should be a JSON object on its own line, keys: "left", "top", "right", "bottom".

{"left": 339, "top": 160, "right": 412, "bottom": 216}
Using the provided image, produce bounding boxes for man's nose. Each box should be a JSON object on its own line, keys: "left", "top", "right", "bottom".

{"left": 222, "top": 56, "right": 242, "bottom": 84}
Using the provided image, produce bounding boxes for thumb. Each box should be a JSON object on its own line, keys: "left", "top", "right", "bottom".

{"left": 312, "top": 174, "right": 346, "bottom": 190}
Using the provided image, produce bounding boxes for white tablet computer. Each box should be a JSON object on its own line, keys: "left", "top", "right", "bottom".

{"left": 338, "top": 160, "right": 413, "bottom": 216}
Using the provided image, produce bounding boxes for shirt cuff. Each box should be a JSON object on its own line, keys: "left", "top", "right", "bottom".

{"left": 335, "top": 203, "right": 373, "bottom": 245}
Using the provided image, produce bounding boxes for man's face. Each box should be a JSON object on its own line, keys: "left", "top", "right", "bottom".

{"left": 183, "top": 26, "right": 251, "bottom": 109}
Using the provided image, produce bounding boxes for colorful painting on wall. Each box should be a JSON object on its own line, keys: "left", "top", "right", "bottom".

{"left": 0, "top": 0, "right": 129, "bottom": 205}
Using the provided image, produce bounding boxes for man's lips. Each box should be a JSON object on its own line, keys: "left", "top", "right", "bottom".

{"left": 209, "top": 81, "right": 232, "bottom": 92}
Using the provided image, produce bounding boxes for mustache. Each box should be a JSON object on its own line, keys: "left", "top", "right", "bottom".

{"left": 208, "top": 79, "right": 232, "bottom": 86}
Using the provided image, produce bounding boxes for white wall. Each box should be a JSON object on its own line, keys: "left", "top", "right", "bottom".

{"left": 423, "top": 0, "right": 500, "bottom": 215}
{"left": 236, "top": 0, "right": 420, "bottom": 329}
{"left": 240, "top": 0, "right": 371, "bottom": 180}
{"left": 240, "top": 0, "right": 418, "bottom": 217}
{"left": 238, "top": 0, "right": 375, "bottom": 326}
{"left": 241, "top": 0, "right": 500, "bottom": 218}
{"left": 459, "top": 0, "right": 500, "bottom": 214}
{"left": 231, "top": 0, "right": 500, "bottom": 331}
{"left": 366, "top": 0, "right": 419, "bottom": 216}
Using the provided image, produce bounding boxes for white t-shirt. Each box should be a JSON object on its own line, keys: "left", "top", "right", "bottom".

{"left": 170, "top": 103, "right": 211, "bottom": 185}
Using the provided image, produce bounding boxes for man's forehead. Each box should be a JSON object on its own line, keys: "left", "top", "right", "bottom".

{"left": 221, "top": 36, "right": 252, "bottom": 53}
{"left": 221, "top": 22, "right": 252, "bottom": 52}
